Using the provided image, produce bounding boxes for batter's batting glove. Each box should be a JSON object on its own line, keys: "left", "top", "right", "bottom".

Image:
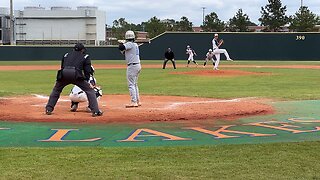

{"left": 118, "top": 40, "right": 126, "bottom": 44}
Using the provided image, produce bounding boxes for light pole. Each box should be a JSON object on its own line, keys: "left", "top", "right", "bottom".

{"left": 300, "top": 0, "right": 303, "bottom": 8}
{"left": 9, "top": 0, "right": 15, "bottom": 45}
{"left": 201, "top": 7, "right": 206, "bottom": 26}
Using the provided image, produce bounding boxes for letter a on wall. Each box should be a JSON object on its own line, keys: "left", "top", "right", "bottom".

{"left": 118, "top": 128, "right": 191, "bottom": 142}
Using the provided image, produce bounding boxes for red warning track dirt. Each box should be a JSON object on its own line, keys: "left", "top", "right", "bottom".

{"left": 0, "top": 95, "right": 274, "bottom": 124}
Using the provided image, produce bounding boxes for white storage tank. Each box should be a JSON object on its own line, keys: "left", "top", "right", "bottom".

{"left": 77, "top": 6, "right": 98, "bottom": 11}
{"left": 51, "top": 6, "right": 71, "bottom": 11}
{"left": 24, "top": 6, "right": 45, "bottom": 10}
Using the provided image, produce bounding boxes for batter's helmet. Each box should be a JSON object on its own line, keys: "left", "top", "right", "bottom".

{"left": 125, "top": 30, "right": 135, "bottom": 40}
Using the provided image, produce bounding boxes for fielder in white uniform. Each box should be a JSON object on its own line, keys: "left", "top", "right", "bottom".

{"left": 69, "top": 66, "right": 102, "bottom": 112}
{"left": 118, "top": 30, "right": 142, "bottom": 108}
{"left": 203, "top": 49, "right": 215, "bottom": 68}
{"left": 186, "top": 45, "right": 198, "bottom": 67}
{"left": 212, "top": 33, "right": 233, "bottom": 70}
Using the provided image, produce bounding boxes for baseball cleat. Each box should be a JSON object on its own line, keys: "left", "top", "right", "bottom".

{"left": 227, "top": 59, "right": 233, "bottom": 61}
{"left": 45, "top": 109, "right": 52, "bottom": 115}
{"left": 70, "top": 104, "right": 78, "bottom": 112}
{"left": 125, "top": 102, "right": 139, "bottom": 108}
{"left": 137, "top": 102, "right": 142, "bottom": 106}
{"left": 92, "top": 111, "right": 103, "bottom": 117}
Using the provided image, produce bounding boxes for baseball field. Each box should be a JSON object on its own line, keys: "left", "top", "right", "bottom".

{"left": 1, "top": 60, "right": 320, "bottom": 179}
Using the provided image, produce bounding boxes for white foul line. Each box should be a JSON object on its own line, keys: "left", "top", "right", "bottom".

{"left": 32, "top": 94, "right": 69, "bottom": 102}
{"left": 166, "top": 99, "right": 241, "bottom": 109}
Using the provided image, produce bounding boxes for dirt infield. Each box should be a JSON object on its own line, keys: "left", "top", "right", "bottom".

{"left": 0, "top": 95, "right": 274, "bottom": 124}
{"left": 0, "top": 63, "right": 279, "bottom": 124}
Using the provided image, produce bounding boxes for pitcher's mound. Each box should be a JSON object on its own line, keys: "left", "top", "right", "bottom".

{"left": 0, "top": 95, "right": 274, "bottom": 124}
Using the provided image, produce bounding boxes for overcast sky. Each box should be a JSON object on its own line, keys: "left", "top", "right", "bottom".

{"left": 2, "top": 0, "right": 320, "bottom": 26}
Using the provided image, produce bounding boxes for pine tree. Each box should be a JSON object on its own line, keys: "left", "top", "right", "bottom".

{"left": 259, "top": 0, "right": 289, "bottom": 32}
{"left": 174, "top": 16, "right": 193, "bottom": 31}
{"left": 201, "top": 12, "right": 225, "bottom": 32}
{"left": 289, "top": 6, "right": 320, "bottom": 32}
{"left": 228, "top": 9, "right": 256, "bottom": 32}
{"left": 144, "top": 16, "right": 166, "bottom": 38}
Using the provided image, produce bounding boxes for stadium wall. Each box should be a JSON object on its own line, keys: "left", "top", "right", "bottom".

{"left": 0, "top": 32, "right": 319, "bottom": 61}
{"left": 0, "top": 46, "right": 123, "bottom": 61}
{"left": 139, "top": 32, "right": 320, "bottom": 61}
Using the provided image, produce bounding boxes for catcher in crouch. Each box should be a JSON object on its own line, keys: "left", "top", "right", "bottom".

{"left": 69, "top": 66, "right": 102, "bottom": 112}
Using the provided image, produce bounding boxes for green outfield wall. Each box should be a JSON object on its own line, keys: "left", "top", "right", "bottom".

{"left": 0, "top": 32, "right": 319, "bottom": 61}
{"left": 140, "top": 32, "right": 320, "bottom": 61}
{"left": 0, "top": 46, "right": 123, "bottom": 61}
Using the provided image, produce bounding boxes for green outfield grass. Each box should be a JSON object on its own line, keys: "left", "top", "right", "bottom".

{"left": 1, "top": 60, "right": 320, "bottom": 179}
{"left": 1, "top": 142, "right": 320, "bottom": 179}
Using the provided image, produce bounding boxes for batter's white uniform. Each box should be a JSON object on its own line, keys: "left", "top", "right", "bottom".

{"left": 212, "top": 37, "right": 232, "bottom": 70}
{"left": 123, "top": 41, "right": 141, "bottom": 104}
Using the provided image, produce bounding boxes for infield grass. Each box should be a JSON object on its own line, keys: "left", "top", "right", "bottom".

{"left": 1, "top": 60, "right": 320, "bottom": 179}
{"left": 0, "top": 60, "right": 320, "bottom": 100}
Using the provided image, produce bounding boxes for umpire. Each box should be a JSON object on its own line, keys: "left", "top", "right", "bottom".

{"left": 45, "top": 43, "right": 103, "bottom": 117}
{"left": 163, "top": 48, "right": 176, "bottom": 69}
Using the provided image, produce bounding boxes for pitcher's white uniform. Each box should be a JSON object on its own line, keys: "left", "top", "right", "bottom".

{"left": 212, "top": 34, "right": 233, "bottom": 70}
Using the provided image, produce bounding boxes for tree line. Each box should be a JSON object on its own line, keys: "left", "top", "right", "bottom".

{"left": 110, "top": 0, "right": 320, "bottom": 39}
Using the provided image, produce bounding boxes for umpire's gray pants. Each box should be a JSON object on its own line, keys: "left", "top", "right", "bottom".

{"left": 46, "top": 79, "right": 99, "bottom": 113}
{"left": 127, "top": 64, "right": 141, "bottom": 103}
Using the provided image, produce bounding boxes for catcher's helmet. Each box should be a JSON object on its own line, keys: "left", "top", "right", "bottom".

{"left": 74, "top": 43, "right": 86, "bottom": 51}
{"left": 125, "top": 30, "right": 135, "bottom": 40}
